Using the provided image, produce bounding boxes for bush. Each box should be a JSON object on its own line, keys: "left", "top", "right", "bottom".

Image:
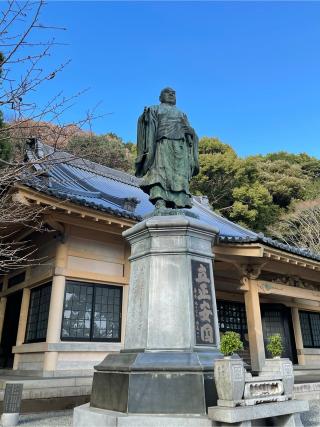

{"left": 220, "top": 331, "right": 243, "bottom": 357}
{"left": 266, "top": 334, "right": 283, "bottom": 358}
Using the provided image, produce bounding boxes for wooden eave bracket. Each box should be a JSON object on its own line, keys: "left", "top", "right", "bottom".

{"left": 262, "top": 247, "right": 320, "bottom": 272}
{"left": 232, "top": 262, "right": 268, "bottom": 292}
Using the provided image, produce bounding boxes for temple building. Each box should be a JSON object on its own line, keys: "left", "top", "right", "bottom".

{"left": 1, "top": 140, "right": 320, "bottom": 377}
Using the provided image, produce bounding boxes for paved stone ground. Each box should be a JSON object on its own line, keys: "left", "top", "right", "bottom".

{"left": 300, "top": 401, "right": 320, "bottom": 426}
{"left": 5, "top": 410, "right": 73, "bottom": 426}
{"left": 1, "top": 404, "right": 319, "bottom": 426}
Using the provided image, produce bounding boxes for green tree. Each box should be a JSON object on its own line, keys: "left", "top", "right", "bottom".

{"left": 256, "top": 159, "right": 308, "bottom": 208}
{"left": 67, "top": 133, "right": 134, "bottom": 172}
{"left": 229, "top": 182, "right": 279, "bottom": 231}
{"left": 190, "top": 137, "right": 240, "bottom": 209}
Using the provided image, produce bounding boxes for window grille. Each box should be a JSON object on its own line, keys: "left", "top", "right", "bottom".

{"left": 61, "top": 281, "right": 122, "bottom": 342}
{"left": 25, "top": 282, "right": 52, "bottom": 343}
{"left": 299, "top": 311, "right": 320, "bottom": 348}
{"left": 217, "top": 300, "right": 248, "bottom": 342}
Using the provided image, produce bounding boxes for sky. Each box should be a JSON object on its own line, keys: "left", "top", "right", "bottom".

{"left": 10, "top": 1, "right": 320, "bottom": 158}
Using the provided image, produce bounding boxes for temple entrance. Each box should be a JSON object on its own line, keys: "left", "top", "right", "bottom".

{"left": 0, "top": 290, "right": 23, "bottom": 368}
{"left": 261, "top": 303, "right": 297, "bottom": 364}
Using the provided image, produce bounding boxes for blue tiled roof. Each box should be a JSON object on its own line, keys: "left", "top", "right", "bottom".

{"left": 24, "top": 141, "right": 320, "bottom": 262}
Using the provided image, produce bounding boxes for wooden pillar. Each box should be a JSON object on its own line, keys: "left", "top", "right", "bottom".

{"left": 16, "top": 288, "right": 30, "bottom": 346}
{"left": 44, "top": 275, "right": 65, "bottom": 371}
{"left": 13, "top": 288, "right": 30, "bottom": 370}
{"left": 46, "top": 274, "right": 66, "bottom": 344}
{"left": 291, "top": 307, "right": 305, "bottom": 366}
{"left": 244, "top": 278, "right": 265, "bottom": 372}
{"left": 44, "top": 239, "right": 67, "bottom": 372}
{"left": 0, "top": 297, "right": 7, "bottom": 342}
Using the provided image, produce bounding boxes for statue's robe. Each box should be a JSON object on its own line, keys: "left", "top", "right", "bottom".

{"left": 135, "top": 103, "right": 199, "bottom": 209}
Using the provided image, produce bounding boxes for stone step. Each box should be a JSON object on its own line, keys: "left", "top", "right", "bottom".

{"left": 0, "top": 375, "right": 93, "bottom": 401}
{"left": 0, "top": 395, "right": 89, "bottom": 414}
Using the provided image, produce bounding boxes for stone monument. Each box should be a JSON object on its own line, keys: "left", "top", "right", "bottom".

{"left": 73, "top": 89, "right": 221, "bottom": 426}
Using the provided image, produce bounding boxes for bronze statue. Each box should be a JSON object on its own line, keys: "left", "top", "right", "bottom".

{"left": 135, "top": 88, "right": 199, "bottom": 210}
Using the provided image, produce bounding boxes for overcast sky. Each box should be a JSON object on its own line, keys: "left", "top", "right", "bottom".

{"left": 22, "top": 1, "right": 320, "bottom": 158}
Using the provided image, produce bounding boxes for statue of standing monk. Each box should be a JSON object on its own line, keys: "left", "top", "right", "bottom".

{"left": 135, "top": 88, "right": 199, "bottom": 210}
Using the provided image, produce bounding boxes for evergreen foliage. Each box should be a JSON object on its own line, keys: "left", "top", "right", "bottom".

{"left": 266, "top": 334, "right": 283, "bottom": 358}
{"left": 190, "top": 137, "right": 240, "bottom": 210}
{"left": 220, "top": 331, "right": 244, "bottom": 357}
{"left": 191, "top": 137, "right": 320, "bottom": 238}
{"left": 66, "top": 133, "right": 135, "bottom": 172}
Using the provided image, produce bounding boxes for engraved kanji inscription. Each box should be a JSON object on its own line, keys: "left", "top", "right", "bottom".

{"left": 3, "top": 383, "right": 23, "bottom": 413}
{"left": 191, "top": 260, "right": 216, "bottom": 345}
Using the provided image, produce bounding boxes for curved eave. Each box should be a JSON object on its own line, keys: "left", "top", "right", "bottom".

{"left": 219, "top": 235, "right": 320, "bottom": 263}
{"left": 217, "top": 240, "right": 320, "bottom": 272}
{"left": 15, "top": 184, "right": 137, "bottom": 230}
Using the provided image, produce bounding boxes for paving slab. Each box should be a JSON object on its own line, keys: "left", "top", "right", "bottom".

{"left": 0, "top": 401, "right": 319, "bottom": 427}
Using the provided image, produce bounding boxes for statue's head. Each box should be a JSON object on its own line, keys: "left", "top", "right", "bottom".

{"left": 159, "top": 87, "right": 176, "bottom": 105}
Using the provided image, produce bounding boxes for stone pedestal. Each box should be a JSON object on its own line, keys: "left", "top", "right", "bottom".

{"left": 122, "top": 216, "right": 220, "bottom": 353}
{"left": 88, "top": 215, "right": 221, "bottom": 420}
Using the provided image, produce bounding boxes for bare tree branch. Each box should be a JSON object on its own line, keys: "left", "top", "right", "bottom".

{"left": 269, "top": 199, "right": 320, "bottom": 255}
{"left": 0, "top": 1, "right": 101, "bottom": 271}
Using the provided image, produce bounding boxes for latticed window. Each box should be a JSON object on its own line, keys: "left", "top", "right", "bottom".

{"left": 25, "top": 282, "right": 52, "bottom": 343}
{"left": 217, "top": 300, "right": 248, "bottom": 343}
{"left": 61, "top": 281, "right": 122, "bottom": 342}
{"left": 299, "top": 311, "right": 320, "bottom": 348}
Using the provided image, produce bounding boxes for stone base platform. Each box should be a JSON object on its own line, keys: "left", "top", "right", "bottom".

{"left": 73, "top": 403, "right": 215, "bottom": 427}
{"left": 90, "top": 351, "right": 221, "bottom": 414}
{"left": 208, "top": 400, "right": 309, "bottom": 426}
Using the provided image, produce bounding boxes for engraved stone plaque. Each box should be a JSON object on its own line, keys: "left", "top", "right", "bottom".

{"left": 191, "top": 260, "right": 216, "bottom": 345}
{"left": 3, "top": 383, "right": 23, "bottom": 413}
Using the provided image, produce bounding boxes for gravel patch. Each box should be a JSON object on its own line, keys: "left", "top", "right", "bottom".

{"left": 4, "top": 411, "right": 73, "bottom": 427}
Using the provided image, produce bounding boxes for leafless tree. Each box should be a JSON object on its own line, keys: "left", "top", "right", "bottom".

{"left": 269, "top": 199, "right": 320, "bottom": 255}
{"left": 0, "top": 1, "right": 98, "bottom": 271}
